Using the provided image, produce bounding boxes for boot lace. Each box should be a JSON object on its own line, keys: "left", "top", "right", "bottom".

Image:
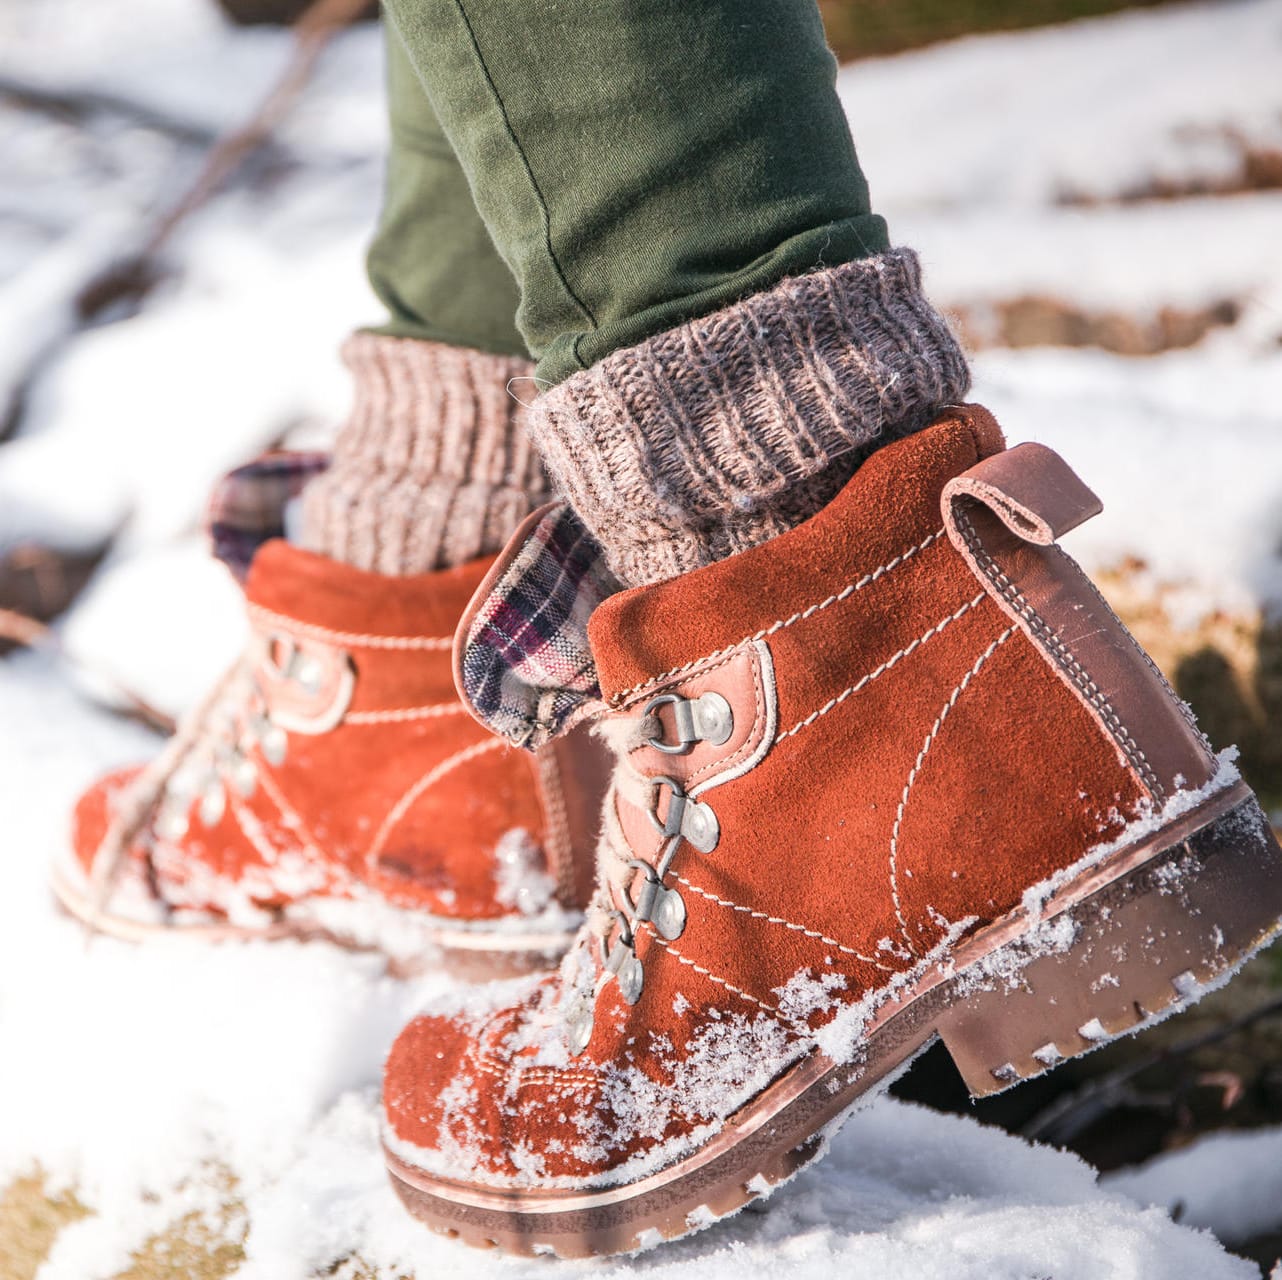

{"left": 86, "top": 629, "right": 351, "bottom": 920}
{"left": 563, "top": 691, "right": 732, "bottom": 1051}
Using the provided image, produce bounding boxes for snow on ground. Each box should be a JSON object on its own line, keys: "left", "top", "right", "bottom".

{"left": 842, "top": 0, "right": 1282, "bottom": 620}
{"left": 0, "top": 0, "right": 383, "bottom": 560}
{"left": 981, "top": 345, "right": 1282, "bottom": 622}
{"left": 841, "top": 0, "right": 1282, "bottom": 211}
{"left": 1105, "top": 1125, "right": 1282, "bottom": 1248}
{"left": 2, "top": 0, "right": 1281, "bottom": 1275}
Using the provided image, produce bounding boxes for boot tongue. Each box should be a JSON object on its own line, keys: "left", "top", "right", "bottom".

{"left": 454, "top": 502, "right": 622, "bottom": 751}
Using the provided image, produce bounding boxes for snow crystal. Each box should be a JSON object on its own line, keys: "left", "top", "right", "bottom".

{"left": 492, "top": 828, "right": 557, "bottom": 917}
{"left": 1032, "top": 1043, "right": 1063, "bottom": 1067}
{"left": 954, "top": 913, "right": 1080, "bottom": 998}
{"left": 774, "top": 968, "right": 848, "bottom": 1023}
{"left": 1018, "top": 750, "right": 1240, "bottom": 923}
{"left": 383, "top": 997, "right": 810, "bottom": 1196}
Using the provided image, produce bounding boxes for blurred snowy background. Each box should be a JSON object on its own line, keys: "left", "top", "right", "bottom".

{"left": 1, "top": 0, "right": 1280, "bottom": 1276}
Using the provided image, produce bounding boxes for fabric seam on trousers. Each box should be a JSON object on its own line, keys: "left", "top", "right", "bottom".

{"left": 445, "top": 0, "right": 599, "bottom": 337}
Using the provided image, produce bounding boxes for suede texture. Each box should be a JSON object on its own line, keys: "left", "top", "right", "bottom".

{"left": 72, "top": 541, "right": 591, "bottom": 924}
{"left": 384, "top": 409, "right": 1178, "bottom": 1190}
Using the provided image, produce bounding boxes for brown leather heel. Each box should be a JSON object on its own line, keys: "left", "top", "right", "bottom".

{"left": 936, "top": 786, "right": 1282, "bottom": 1095}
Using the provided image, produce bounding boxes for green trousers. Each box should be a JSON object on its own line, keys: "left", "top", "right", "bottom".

{"left": 369, "top": 2, "right": 888, "bottom": 385}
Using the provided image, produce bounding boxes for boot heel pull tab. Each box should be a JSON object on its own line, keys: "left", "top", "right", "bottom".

{"left": 942, "top": 443, "right": 1101, "bottom": 547}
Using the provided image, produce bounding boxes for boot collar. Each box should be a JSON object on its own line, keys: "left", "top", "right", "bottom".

{"left": 454, "top": 406, "right": 1008, "bottom": 750}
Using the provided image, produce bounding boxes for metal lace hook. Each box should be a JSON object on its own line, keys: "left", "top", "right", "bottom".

{"left": 647, "top": 776, "right": 721, "bottom": 853}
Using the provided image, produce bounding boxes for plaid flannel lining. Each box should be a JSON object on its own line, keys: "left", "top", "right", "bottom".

{"left": 207, "top": 450, "right": 331, "bottom": 582}
{"left": 458, "top": 502, "right": 622, "bottom": 750}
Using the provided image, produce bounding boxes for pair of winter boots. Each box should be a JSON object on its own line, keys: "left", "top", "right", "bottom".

{"left": 61, "top": 406, "right": 1282, "bottom": 1257}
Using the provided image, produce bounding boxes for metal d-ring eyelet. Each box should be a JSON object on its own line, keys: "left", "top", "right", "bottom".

{"left": 596, "top": 908, "right": 646, "bottom": 1005}
{"left": 564, "top": 992, "right": 596, "bottom": 1055}
{"left": 643, "top": 695, "right": 691, "bottom": 754}
{"left": 647, "top": 775, "right": 687, "bottom": 838}
{"left": 643, "top": 691, "right": 734, "bottom": 754}
{"left": 251, "top": 713, "right": 289, "bottom": 767}
{"left": 198, "top": 780, "right": 227, "bottom": 828}
{"left": 261, "top": 632, "right": 300, "bottom": 681}
{"left": 597, "top": 909, "right": 633, "bottom": 968}
{"left": 227, "top": 749, "right": 258, "bottom": 798}
{"left": 622, "top": 857, "right": 688, "bottom": 944}
{"left": 293, "top": 653, "right": 326, "bottom": 696}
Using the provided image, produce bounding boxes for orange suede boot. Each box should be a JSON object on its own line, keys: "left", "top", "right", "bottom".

{"left": 381, "top": 406, "right": 1282, "bottom": 1253}
{"left": 60, "top": 334, "right": 607, "bottom": 972}
{"left": 59, "top": 533, "right": 604, "bottom": 975}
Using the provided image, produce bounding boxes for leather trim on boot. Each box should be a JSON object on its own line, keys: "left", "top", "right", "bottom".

{"left": 941, "top": 415, "right": 1216, "bottom": 803}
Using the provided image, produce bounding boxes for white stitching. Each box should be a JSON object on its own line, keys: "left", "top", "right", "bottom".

{"left": 472, "top": 1050, "right": 704, "bottom": 1128}
{"left": 225, "top": 769, "right": 340, "bottom": 898}
{"left": 609, "top": 529, "right": 946, "bottom": 704}
{"left": 247, "top": 604, "right": 453, "bottom": 652}
{"left": 779, "top": 592, "right": 986, "bottom": 741}
{"left": 954, "top": 507, "right": 1163, "bottom": 801}
{"left": 344, "top": 703, "right": 466, "bottom": 725}
{"left": 366, "top": 738, "right": 506, "bottom": 863}
{"left": 666, "top": 645, "right": 768, "bottom": 791}
{"left": 887, "top": 627, "right": 1016, "bottom": 951}
{"left": 228, "top": 795, "right": 292, "bottom": 869}
{"left": 670, "top": 874, "right": 895, "bottom": 972}
{"left": 649, "top": 937, "right": 805, "bottom": 1032}
{"left": 472, "top": 1052, "right": 601, "bottom": 1090}
{"left": 255, "top": 763, "right": 321, "bottom": 853}
{"left": 622, "top": 646, "right": 756, "bottom": 784}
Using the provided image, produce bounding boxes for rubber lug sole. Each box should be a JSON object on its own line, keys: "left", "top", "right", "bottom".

{"left": 49, "top": 861, "right": 575, "bottom": 980}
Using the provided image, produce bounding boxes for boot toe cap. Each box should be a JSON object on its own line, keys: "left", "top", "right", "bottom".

{"left": 70, "top": 766, "right": 144, "bottom": 879}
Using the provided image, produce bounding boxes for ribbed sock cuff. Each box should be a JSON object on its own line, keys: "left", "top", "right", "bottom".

{"left": 525, "top": 248, "right": 970, "bottom": 587}
{"left": 300, "top": 334, "right": 549, "bottom": 575}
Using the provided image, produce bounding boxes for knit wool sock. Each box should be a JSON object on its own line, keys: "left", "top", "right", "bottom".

{"left": 525, "top": 248, "right": 970, "bottom": 588}
{"left": 300, "top": 334, "right": 549, "bottom": 575}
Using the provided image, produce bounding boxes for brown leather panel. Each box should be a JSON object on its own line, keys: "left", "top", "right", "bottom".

{"left": 944, "top": 492, "right": 1215, "bottom": 805}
